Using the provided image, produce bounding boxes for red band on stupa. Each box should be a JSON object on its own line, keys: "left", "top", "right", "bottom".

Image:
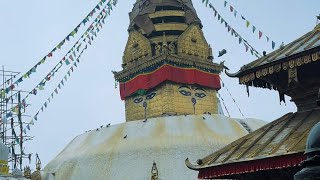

{"left": 119, "top": 65, "right": 221, "bottom": 100}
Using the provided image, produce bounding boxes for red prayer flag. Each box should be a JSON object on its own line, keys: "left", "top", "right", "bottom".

{"left": 47, "top": 52, "right": 53, "bottom": 57}
{"left": 230, "top": 5, "right": 234, "bottom": 12}
{"left": 259, "top": 31, "right": 263, "bottom": 39}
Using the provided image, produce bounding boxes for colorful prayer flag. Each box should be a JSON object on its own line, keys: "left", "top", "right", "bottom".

{"left": 259, "top": 31, "right": 262, "bottom": 39}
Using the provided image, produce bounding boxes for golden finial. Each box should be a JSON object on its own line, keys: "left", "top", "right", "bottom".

{"left": 24, "top": 166, "right": 32, "bottom": 179}
{"left": 151, "top": 161, "right": 158, "bottom": 180}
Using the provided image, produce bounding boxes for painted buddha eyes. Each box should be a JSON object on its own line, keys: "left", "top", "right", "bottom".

{"left": 146, "top": 92, "right": 156, "bottom": 100}
{"left": 133, "top": 97, "right": 143, "bottom": 104}
{"left": 195, "top": 92, "right": 206, "bottom": 98}
{"left": 132, "top": 92, "right": 156, "bottom": 104}
{"left": 179, "top": 90, "right": 191, "bottom": 96}
{"left": 179, "top": 85, "right": 207, "bottom": 99}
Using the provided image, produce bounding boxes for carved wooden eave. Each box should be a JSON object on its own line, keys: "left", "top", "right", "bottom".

{"left": 238, "top": 49, "right": 320, "bottom": 85}
{"left": 114, "top": 54, "right": 223, "bottom": 82}
{"left": 226, "top": 24, "right": 320, "bottom": 88}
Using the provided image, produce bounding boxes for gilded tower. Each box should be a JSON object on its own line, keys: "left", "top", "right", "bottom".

{"left": 114, "top": 0, "right": 223, "bottom": 121}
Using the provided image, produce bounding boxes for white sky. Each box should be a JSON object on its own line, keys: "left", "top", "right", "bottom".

{"left": 0, "top": 0, "right": 319, "bottom": 169}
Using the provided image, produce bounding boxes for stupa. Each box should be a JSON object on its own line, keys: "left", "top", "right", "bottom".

{"left": 42, "top": 0, "right": 266, "bottom": 179}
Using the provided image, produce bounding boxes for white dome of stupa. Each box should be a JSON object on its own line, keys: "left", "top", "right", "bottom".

{"left": 43, "top": 115, "right": 266, "bottom": 180}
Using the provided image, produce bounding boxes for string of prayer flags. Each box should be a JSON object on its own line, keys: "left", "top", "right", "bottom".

{"left": 2, "top": 0, "right": 116, "bottom": 96}
{"left": 24, "top": 47, "right": 87, "bottom": 132}
{"left": 23, "top": 7, "right": 107, "bottom": 133}
{"left": 208, "top": 3, "right": 262, "bottom": 57}
{"left": 6, "top": 1, "right": 113, "bottom": 124}
{"left": 221, "top": 0, "right": 279, "bottom": 50}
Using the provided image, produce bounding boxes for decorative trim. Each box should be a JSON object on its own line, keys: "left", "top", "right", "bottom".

{"left": 239, "top": 51, "right": 320, "bottom": 84}
{"left": 198, "top": 153, "right": 305, "bottom": 179}
{"left": 119, "top": 65, "right": 221, "bottom": 99}
{"left": 114, "top": 54, "right": 222, "bottom": 82}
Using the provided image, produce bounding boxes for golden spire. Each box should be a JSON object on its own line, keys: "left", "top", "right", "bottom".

{"left": 114, "top": 0, "right": 223, "bottom": 121}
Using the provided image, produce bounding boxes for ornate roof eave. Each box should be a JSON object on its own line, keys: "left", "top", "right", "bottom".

{"left": 185, "top": 158, "right": 201, "bottom": 171}
{"left": 225, "top": 69, "right": 241, "bottom": 78}
{"left": 237, "top": 47, "right": 320, "bottom": 85}
{"left": 113, "top": 54, "right": 223, "bottom": 81}
{"left": 230, "top": 24, "right": 320, "bottom": 85}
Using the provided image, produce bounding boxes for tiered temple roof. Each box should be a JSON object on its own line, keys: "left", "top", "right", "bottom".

{"left": 186, "top": 24, "right": 320, "bottom": 179}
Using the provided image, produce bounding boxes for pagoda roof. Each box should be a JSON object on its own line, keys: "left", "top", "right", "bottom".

{"left": 186, "top": 108, "right": 320, "bottom": 179}
{"left": 227, "top": 24, "right": 320, "bottom": 83}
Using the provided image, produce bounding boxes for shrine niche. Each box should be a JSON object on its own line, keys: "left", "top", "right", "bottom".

{"left": 122, "top": 31, "right": 152, "bottom": 68}
{"left": 177, "top": 24, "right": 210, "bottom": 61}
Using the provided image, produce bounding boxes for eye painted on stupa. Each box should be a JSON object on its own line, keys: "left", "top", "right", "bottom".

{"left": 146, "top": 92, "right": 156, "bottom": 100}
{"left": 179, "top": 85, "right": 192, "bottom": 96}
{"left": 132, "top": 97, "right": 143, "bottom": 104}
{"left": 194, "top": 88, "right": 207, "bottom": 99}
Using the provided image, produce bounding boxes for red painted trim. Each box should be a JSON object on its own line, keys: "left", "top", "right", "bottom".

{"left": 119, "top": 65, "right": 221, "bottom": 100}
{"left": 198, "top": 153, "right": 306, "bottom": 179}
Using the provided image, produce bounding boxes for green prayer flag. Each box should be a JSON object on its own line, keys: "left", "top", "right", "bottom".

{"left": 246, "top": 20, "right": 250, "bottom": 28}
{"left": 39, "top": 85, "right": 44, "bottom": 90}
{"left": 65, "top": 59, "right": 70, "bottom": 65}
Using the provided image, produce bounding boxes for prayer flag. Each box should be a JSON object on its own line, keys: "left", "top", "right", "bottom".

{"left": 259, "top": 31, "right": 262, "bottom": 39}
{"left": 246, "top": 20, "right": 250, "bottom": 27}
{"left": 272, "top": 41, "right": 276, "bottom": 49}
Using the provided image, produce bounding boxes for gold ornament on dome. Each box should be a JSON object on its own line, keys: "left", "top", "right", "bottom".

{"left": 177, "top": 25, "right": 210, "bottom": 61}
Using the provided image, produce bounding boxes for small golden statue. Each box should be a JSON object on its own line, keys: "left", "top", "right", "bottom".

{"left": 24, "top": 166, "right": 31, "bottom": 179}
{"left": 31, "top": 154, "right": 41, "bottom": 180}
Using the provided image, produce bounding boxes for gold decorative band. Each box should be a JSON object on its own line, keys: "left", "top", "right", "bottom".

{"left": 239, "top": 51, "right": 320, "bottom": 84}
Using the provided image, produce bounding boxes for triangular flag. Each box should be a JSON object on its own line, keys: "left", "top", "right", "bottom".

{"left": 230, "top": 5, "right": 234, "bottom": 12}
{"left": 259, "top": 31, "right": 263, "bottom": 39}
{"left": 69, "top": 55, "right": 74, "bottom": 61}
{"left": 27, "top": 125, "right": 30, "bottom": 131}
{"left": 234, "top": 10, "right": 237, "bottom": 17}
{"left": 38, "top": 85, "right": 44, "bottom": 90}
{"left": 44, "top": 102, "right": 48, "bottom": 108}
{"left": 272, "top": 41, "right": 276, "bottom": 49}
{"left": 253, "top": 26, "right": 256, "bottom": 33}
{"left": 65, "top": 59, "right": 70, "bottom": 65}
{"left": 246, "top": 20, "right": 250, "bottom": 27}
{"left": 30, "top": 119, "right": 34, "bottom": 125}
{"left": 54, "top": 89, "right": 58, "bottom": 94}
{"left": 47, "top": 52, "right": 53, "bottom": 57}
{"left": 244, "top": 44, "right": 249, "bottom": 52}
{"left": 218, "top": 14, "right": 221, "bottom": 20}
{"left": 221, "top": 18, "right": 224, "bottom": 24}
{"left": 266, "top": 36, "right": 270, "bottom": 42}
{"left": 241, "top": 16, "right": 246, "bottom": 20}
{"left": 224, "top": 1, "right": 227, "bottom": 7}
{"left": 224, "top": 22, "right": 228, "bottom": 28}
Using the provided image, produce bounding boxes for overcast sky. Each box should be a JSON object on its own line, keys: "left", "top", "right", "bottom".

{"left": 0, "top": 0, "right": 319, "bottom": 169}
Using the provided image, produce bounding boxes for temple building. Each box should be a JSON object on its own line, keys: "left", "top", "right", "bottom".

{"left": 186, "top": 24, "right": 320, "bottom": 179}
{"left": 42, "top": 0, "right": 266, "bottom": 179}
